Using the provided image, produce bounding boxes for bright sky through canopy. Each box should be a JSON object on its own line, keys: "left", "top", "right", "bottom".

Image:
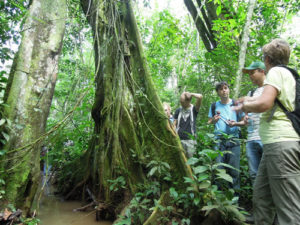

{"left": 138, "top": 0, "right": 300, "bottom": 42}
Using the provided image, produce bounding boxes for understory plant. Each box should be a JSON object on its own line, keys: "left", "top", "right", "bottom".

{"left": 113, "top": 128, "right": 249, "bottom": 224}
{"left": 114, "top": 159, "right": 172, "bottom": 225}
{"left": 182, "top": 130, "right": 246, "bottom": 223}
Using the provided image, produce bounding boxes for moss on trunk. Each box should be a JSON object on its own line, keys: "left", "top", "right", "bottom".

{"left": 0, "top": 0, "right": 67, "bottom": 214}
{"left": 58, "top": 1, "right": 196, "bottom": 223}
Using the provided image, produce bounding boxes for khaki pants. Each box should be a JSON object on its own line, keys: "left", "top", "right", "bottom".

{"left": 253, "top": 141, "right": 300, "bottom": 225}
{"left": 181, "top": 139, "right": 196, "bottom": 158}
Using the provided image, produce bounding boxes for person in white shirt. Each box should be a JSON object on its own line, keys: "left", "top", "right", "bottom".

{"left": 173, "top": 92, "right": 203, "bottom": 157}
{"left": 242, "top": 61, "right": 266, "bottom": 185}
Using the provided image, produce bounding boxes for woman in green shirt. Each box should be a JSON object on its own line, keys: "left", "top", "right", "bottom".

{"left": 235, "top": 39, "right": 300, "bottom": 225}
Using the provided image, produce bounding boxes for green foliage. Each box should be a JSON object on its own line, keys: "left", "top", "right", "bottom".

{"left": 44, "top": 0, "right": 298, "bottom": 223}
{"left": 179, "top": 131, "right": 246, "bottom": 222}
{"left": 108, "top": 176, "right": 126, "bottom": 192}
{"left": 0, "top": 0, "right": 28, "bottom": 64}
{"left": 0, "top": 123, "right": 6, "bottom": 208}
{"left": 0, "top": 178, "right": 5, "bottom": 199}
{"left": 0, "top": 119, "right": 10, "bottom": 146}
{"left": 44, "top": 0, "right": 95, "bottom": 180}
{"left": 114, "top": 128, "right": 249, "bottom": 224}
{"left": 115, "top": 182, "right": 160, "bottom": 224}
{"left": 146, "top": 160, "right": 171, "bottom": 181}
{"left": 21, "top": 217, "right": 40, "bottom": 225}
{"left": 138, "top": 8, "right": 200, "bottom": 106}
{"left": 0, "top": 69, "right": 11, "bottom": 193}
{"left": 139, "top": 0, "right": 299, "bottom": 113}
{"left": 0, "top": 55, "right": 12, "bottom": 148}
{"left": 2, "top": 0, "right": 298, "bottom": 224}
{"left": 0, "top": 71, "right": 8, "bottom": 99}
{"left": 239, "top": 147, "right": 253, "bottom": 211}
{"left": 114, "top": 158, "right": 173, "bottom": 224}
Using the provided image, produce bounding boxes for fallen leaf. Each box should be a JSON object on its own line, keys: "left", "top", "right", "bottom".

{"left": 3, "top": 208, "right": 12, "bottom": 220}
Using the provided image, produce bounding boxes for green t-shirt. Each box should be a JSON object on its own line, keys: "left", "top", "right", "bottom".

{"left": 259, "top": 67, "right": 300, "bottom": 144}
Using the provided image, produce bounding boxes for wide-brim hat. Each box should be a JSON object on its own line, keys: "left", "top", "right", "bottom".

{"left": 242, "top": 61, "right": 266, "bottom": 74}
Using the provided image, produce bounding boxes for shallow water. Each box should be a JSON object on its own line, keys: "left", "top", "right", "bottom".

{"left": 37, "top": 172, "right": 112, "bottom": 225}
{"left": 38, "top": 195, "right": 112, "bottom": 225}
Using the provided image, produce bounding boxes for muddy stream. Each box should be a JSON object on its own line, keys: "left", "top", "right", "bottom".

{"left": 38, "top": 175, "right": 112, "bottom": 225}
{"left": 38, "top": 196, "right": 112, "bottom": 225}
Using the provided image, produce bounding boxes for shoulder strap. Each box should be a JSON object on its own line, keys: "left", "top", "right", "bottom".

{"left": 277, "top": 65, "right": 299, "bottom": 80}
{"left": 250, "top": 88, "right": 256, "bottom": 97}
{"left": 275, "top": 98, "right": 288, "bottom": 112}
{"left": 211, "top": 102, "right": 216, "bottom": 116}
{"left": 190, "top": 105, "right": 195, "bottom": 135}
{"left": 275, "top": 65, "right": 299, "bottom": 111}
{"left": 190, "top": 105, "right": 194, "bottom": 123}
{"left": 176, "top": 108, "right": 182, "bottom": 132}
{"left": 268, "top": 65, "right": 299, "bottom": 121}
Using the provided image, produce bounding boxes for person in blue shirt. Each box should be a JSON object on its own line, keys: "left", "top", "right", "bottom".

{"left": 208, "top": 81, "right": 246, "bottom": 192}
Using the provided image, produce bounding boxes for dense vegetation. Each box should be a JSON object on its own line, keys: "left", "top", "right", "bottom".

{"left": 0, "top": 0, "right": 299, "bottom": 224}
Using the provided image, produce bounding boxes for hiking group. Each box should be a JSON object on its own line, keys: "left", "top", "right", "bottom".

{"left": 165, "top": 39, "right": 300, "bottom": 225}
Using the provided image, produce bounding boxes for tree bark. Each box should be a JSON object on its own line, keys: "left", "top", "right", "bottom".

{"left": 184, "top": 0, "right": 240, "bottom": 53}
{"left": 184, "top": 0, "right": 215, "bottom": 51}
{"left": 233, "top": 0, "right": 257, "bottom": 98}
{"left": 58, "top": 0, "right": 195, "bottom": 222}
{"left": 196, "top": 0, "right": 217, "bottom": 47}
{"left": 0, "top": 0, "right": 67, "bottom": 214}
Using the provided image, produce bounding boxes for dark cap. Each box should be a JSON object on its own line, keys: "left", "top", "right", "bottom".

{"left": 242, "top": 61, "right": 266, "bottom": 74}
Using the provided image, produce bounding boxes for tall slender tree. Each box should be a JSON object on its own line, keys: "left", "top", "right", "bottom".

{"left": 0, "top": 0, "right": 67, "bottom": 214}
{"left": 233, "top": 0, "right": 257, "bottom": 98}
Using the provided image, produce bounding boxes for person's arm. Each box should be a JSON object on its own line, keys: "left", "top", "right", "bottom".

{"left": 228, "top": 116, "right": 247, "bottom": 127}
{"left": 235, "top": 85, "right": 278, "bottom": 113}
{"left": 240, "top": 95, "right": 259, "bottom": 103}
{"left": 208, "top": 106, "right": 220, "bottom": 124}
{"left": 190, "top": 93, "right": 203, "bottom": 112}
{"left": 208, "top": 114, "right": 221, "bottom": 124}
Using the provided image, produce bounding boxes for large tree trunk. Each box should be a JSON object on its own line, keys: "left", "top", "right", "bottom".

{"left": 0, "top": 0, "right": 67, "bottom": 214}
{"left": 59, "top": 0, "right": 195, "bottom": 222}
{"left": 55, "top": 1, "right": 245, "bottom": 224}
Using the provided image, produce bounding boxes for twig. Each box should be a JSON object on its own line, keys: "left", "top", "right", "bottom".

{"left": 73, "top": 202, "right": 95, "bottom": 212}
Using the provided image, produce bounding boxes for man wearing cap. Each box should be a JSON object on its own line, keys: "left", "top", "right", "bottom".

{"left": 242, "top": 61, "right": 266, "bottom": 185}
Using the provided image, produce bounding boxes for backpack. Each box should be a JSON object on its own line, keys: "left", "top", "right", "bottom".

{"left": 274, "top": 65, "right": 300, "bottom": 136}
{"left": 176, "top": 105, "right": 195, "bottom": 135}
